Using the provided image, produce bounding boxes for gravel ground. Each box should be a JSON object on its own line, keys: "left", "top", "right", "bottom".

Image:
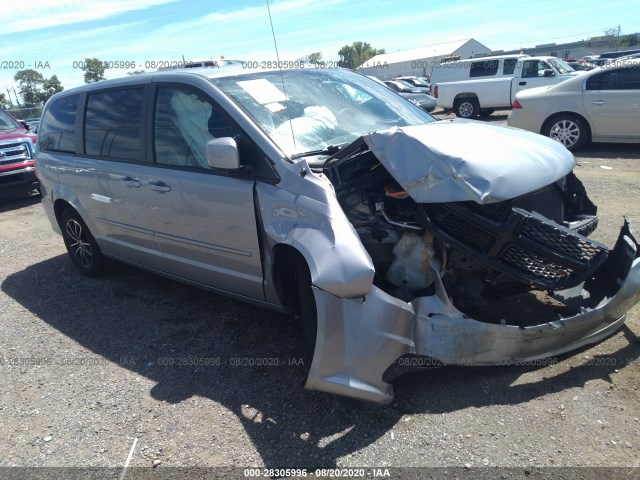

{"left": 0, "top": 115, "right": 638, "bottom": 478}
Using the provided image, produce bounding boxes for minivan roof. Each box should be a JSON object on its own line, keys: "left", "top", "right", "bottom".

{"left": 44, "top": 63, "right": 350, "bottom": 102}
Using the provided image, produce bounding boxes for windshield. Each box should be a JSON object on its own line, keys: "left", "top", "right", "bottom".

{"left": 211, "top": 69, "right": 435, "bottom": 158}
{"left": 0, "top": 109, "right": 21, "bottom": 131}
{"left": 548, "top": 58, "right": 575, "bottom": 74}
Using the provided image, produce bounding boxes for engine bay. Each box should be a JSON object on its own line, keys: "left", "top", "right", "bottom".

{"left": 322, "top": 143, "right": 608, "bottom": 323}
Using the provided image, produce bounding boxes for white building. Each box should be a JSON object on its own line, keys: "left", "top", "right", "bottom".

{"left": 357, "top": 38, "right": 491, "bottom": 80}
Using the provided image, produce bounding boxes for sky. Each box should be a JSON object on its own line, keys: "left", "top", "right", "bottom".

{"left": 0, "top": 0, "right": 637, "bottom": 102}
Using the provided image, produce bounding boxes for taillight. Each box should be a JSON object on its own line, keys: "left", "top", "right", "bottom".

{"left": 434, "top": 85, "right": 438, "bottom": 98}
{"left": 512, "top": 99, "right": 523, "bottom": 109}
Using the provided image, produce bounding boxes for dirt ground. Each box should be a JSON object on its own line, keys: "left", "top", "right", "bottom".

{"left": 0, "top": 118, "right": 638, "bottom": 478}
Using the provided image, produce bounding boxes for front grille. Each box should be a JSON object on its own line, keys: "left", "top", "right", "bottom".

{"left": 572, "top": 216, "right": 599, "bottom": 237}
{"left": 502, "top": 245, "right": 573, "bottom": 281}
{"left": 427, "top": 203, "right": 496, "bottom": 252}
{"left": 518, "top": 216, "right": 603, "bottom": 262}
{"left": 0, "top": 142, "right": 32, "bottom": 166}
{"left": 421, "top": 201, "right": 608, "bottom": 290}
{"left": 463, "top": 200, "right": 513, "bottom": 222}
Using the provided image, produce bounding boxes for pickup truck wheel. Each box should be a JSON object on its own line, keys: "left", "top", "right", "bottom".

{"left": 454, "top": 98, "right": 479, "bottom": 118}
{"left": 296, "top": 256, "right": 317, "bottom": 369}
{"left": 60, "top": 209, "right": 106, "bottom": 277}
{"left": 543, "top": 115, "right": 588, "bottom": 151}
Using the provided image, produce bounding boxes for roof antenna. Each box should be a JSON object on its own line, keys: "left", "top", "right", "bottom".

{"left": 266, "top": 0, "right": 296, "bottom": 151}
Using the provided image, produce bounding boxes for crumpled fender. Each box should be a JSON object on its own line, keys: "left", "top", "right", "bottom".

{"left": 256, "top": 161, "right": 374, "bottom": 298}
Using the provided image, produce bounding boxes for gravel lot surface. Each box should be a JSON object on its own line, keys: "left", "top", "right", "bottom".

{"left": 1, "top": 112, "right": 638, "bottom": 478}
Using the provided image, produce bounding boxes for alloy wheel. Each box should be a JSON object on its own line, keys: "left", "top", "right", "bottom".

{"left": 66, "top": 219, "right": 93, "bottom": 267}
{"left": 549, "top": 119, "right": 581, "bottom": 148}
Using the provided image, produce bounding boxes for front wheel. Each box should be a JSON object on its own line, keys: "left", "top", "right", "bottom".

{"left": 453, "top": 98, "right": 479, "bottom": 118}
{"left": 296, "top": 256, "right": 317, "bottom": 369}
{"left": 60, "top": 209, "right": 106, "bottom": 277}
{"left": 542, "top": 115, "right": 589, "bottom": 151}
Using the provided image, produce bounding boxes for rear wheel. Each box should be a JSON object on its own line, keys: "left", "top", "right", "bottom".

{"left": 60, "top": 209, "right": 106, "bottom": 276}
{"left": 542, "top": 115, "right": 589, "bottom": 151}
{"left": 454, "top": 98, "right": 480, "bottom": 119}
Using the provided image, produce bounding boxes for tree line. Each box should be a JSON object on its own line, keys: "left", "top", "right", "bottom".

{"left": 1, "top": 57, "right": 109, "bottom": 109}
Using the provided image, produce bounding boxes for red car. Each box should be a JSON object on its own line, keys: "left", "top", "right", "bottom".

{"left": 0, "top": 108, "right": 38, "bottom": 195}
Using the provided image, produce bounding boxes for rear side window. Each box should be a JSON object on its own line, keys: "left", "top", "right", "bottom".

{"left": 586, "top": 68, "right": 640, "bottom": 90}
{"left": 502, "top": 58, "right": 518, "bottom": 75}
{"left": 469, "top": 60, "right": 499, "bottom": 78}
{"left": 39, "top": 95, "right": 79, "bottom": 154}
{"left": 84, "top": 88, "right": 144, "bottom": 161}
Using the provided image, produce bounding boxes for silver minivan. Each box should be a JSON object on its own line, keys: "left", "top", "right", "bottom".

{"left": 36, "top": 65, "right": 640, "bottom": 404}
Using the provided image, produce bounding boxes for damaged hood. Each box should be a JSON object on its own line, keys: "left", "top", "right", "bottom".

{"left": 362, "top": 120, "right": 575, "bottom": 204}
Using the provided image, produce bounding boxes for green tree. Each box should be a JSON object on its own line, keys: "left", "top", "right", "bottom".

{"left": 0, "top": 92, "right": 8, "bottom": 109}
{"left": 82, "top": 58, "right": 106, "bottom": 83}
{"left": 38, "top": 75, "right": 64, "bottom": 104}
{"left": 306, "top": 52, "right": 323, "bottom": 65}
{"left": 337, "top": 41, "right": 385, "bottom": 69}
{"left": 14, "top": 69, "right": 45, "bottom": 107}
{"left": 620, "top": 34, "right": 638, "bottom": 48}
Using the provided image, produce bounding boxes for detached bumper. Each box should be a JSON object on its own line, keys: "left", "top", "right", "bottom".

{"left": 305, "top": 221, "right": 640, "bottom": 404}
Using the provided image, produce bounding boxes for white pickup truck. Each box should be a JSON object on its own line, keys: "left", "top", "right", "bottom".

{"left": 432, "top": 55, "right": 580, "bottom": 118}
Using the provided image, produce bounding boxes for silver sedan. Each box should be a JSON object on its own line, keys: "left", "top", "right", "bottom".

{"left": 508, "top": 59, "right": 640, "bottom": 150}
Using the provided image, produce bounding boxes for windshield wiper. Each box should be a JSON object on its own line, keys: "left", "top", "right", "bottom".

{"left": 290, "top": 143, "right": 349, "bottom": 160}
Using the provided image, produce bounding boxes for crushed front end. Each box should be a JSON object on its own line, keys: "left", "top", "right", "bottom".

{"left": 304, "top": 123, "right": 640, "bottom": 404}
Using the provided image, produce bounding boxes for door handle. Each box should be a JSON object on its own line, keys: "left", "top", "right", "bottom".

{"left": 519, "top": 81, "right": 526, "bottom": 85}
{"left": 121, "top": 177, "right": 141, "bottom": 187}
{"left": 148, "top": 181, "right": 171, "bottom": 193}
{"left": 590, "top": 100, "right": 607, "bottom": 106}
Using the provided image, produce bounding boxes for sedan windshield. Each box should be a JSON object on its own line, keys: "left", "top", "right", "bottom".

{"left": 549, "top": 58, "right": 575, "bottom": 74}
{"left": 211, "top": 69, "right": 435, "bottom": 158}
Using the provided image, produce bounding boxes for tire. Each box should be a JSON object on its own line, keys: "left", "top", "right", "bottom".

{"left": 295, "top": 256, "right": 317, "bottom": 368}
{"left": 60, "top": 209, "right": 106, "bottom": 277}
{"left": 479, "top": 108, "right": 495, "bottom": 118}
{"left": 542, "top": 115, "right": 589, "bottom": 151}
{"left": 453, "top": 98, "right": 480, "bottom": 119}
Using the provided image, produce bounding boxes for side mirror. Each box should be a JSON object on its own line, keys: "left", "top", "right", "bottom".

{"left": 20, "top": 121, "right": 30, "bottom": 131}
{"left": 206, "top": 137, "right": 240, "bottom": 170}
{"left": 543, "top": 69, "right": 555, "bottom": 77}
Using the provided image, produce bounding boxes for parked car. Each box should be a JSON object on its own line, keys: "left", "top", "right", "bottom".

{"left": 36, "top": 66, "right": 640, "bottom": 404}
{"left": 384, "top": 80, "right": 421, "bottom": 93}
{"left": 431, "top": 55, "right": 580, "bottom": 118}
{"left": 508, "top": 59, "right": 640, "bottom": 150}
{"left": 22, "top": 117, "right": 41, "bottom": 134}
{"left": 383, "top": 80, "right": 437, "bottom": 111}
{"left": 598, "top": 49, "right": 640, "bottom": 61}
{"left": 0, "top": 108, "right": 38, "bottom": 194}
{"left": 395, "top": 75, "right": 431, "bottom": 93}
{"left": 566, "top": 61, "right": 592, "bottom": 71}
{"left": 604, "top": 52, "right": 640, "bottom": 65}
